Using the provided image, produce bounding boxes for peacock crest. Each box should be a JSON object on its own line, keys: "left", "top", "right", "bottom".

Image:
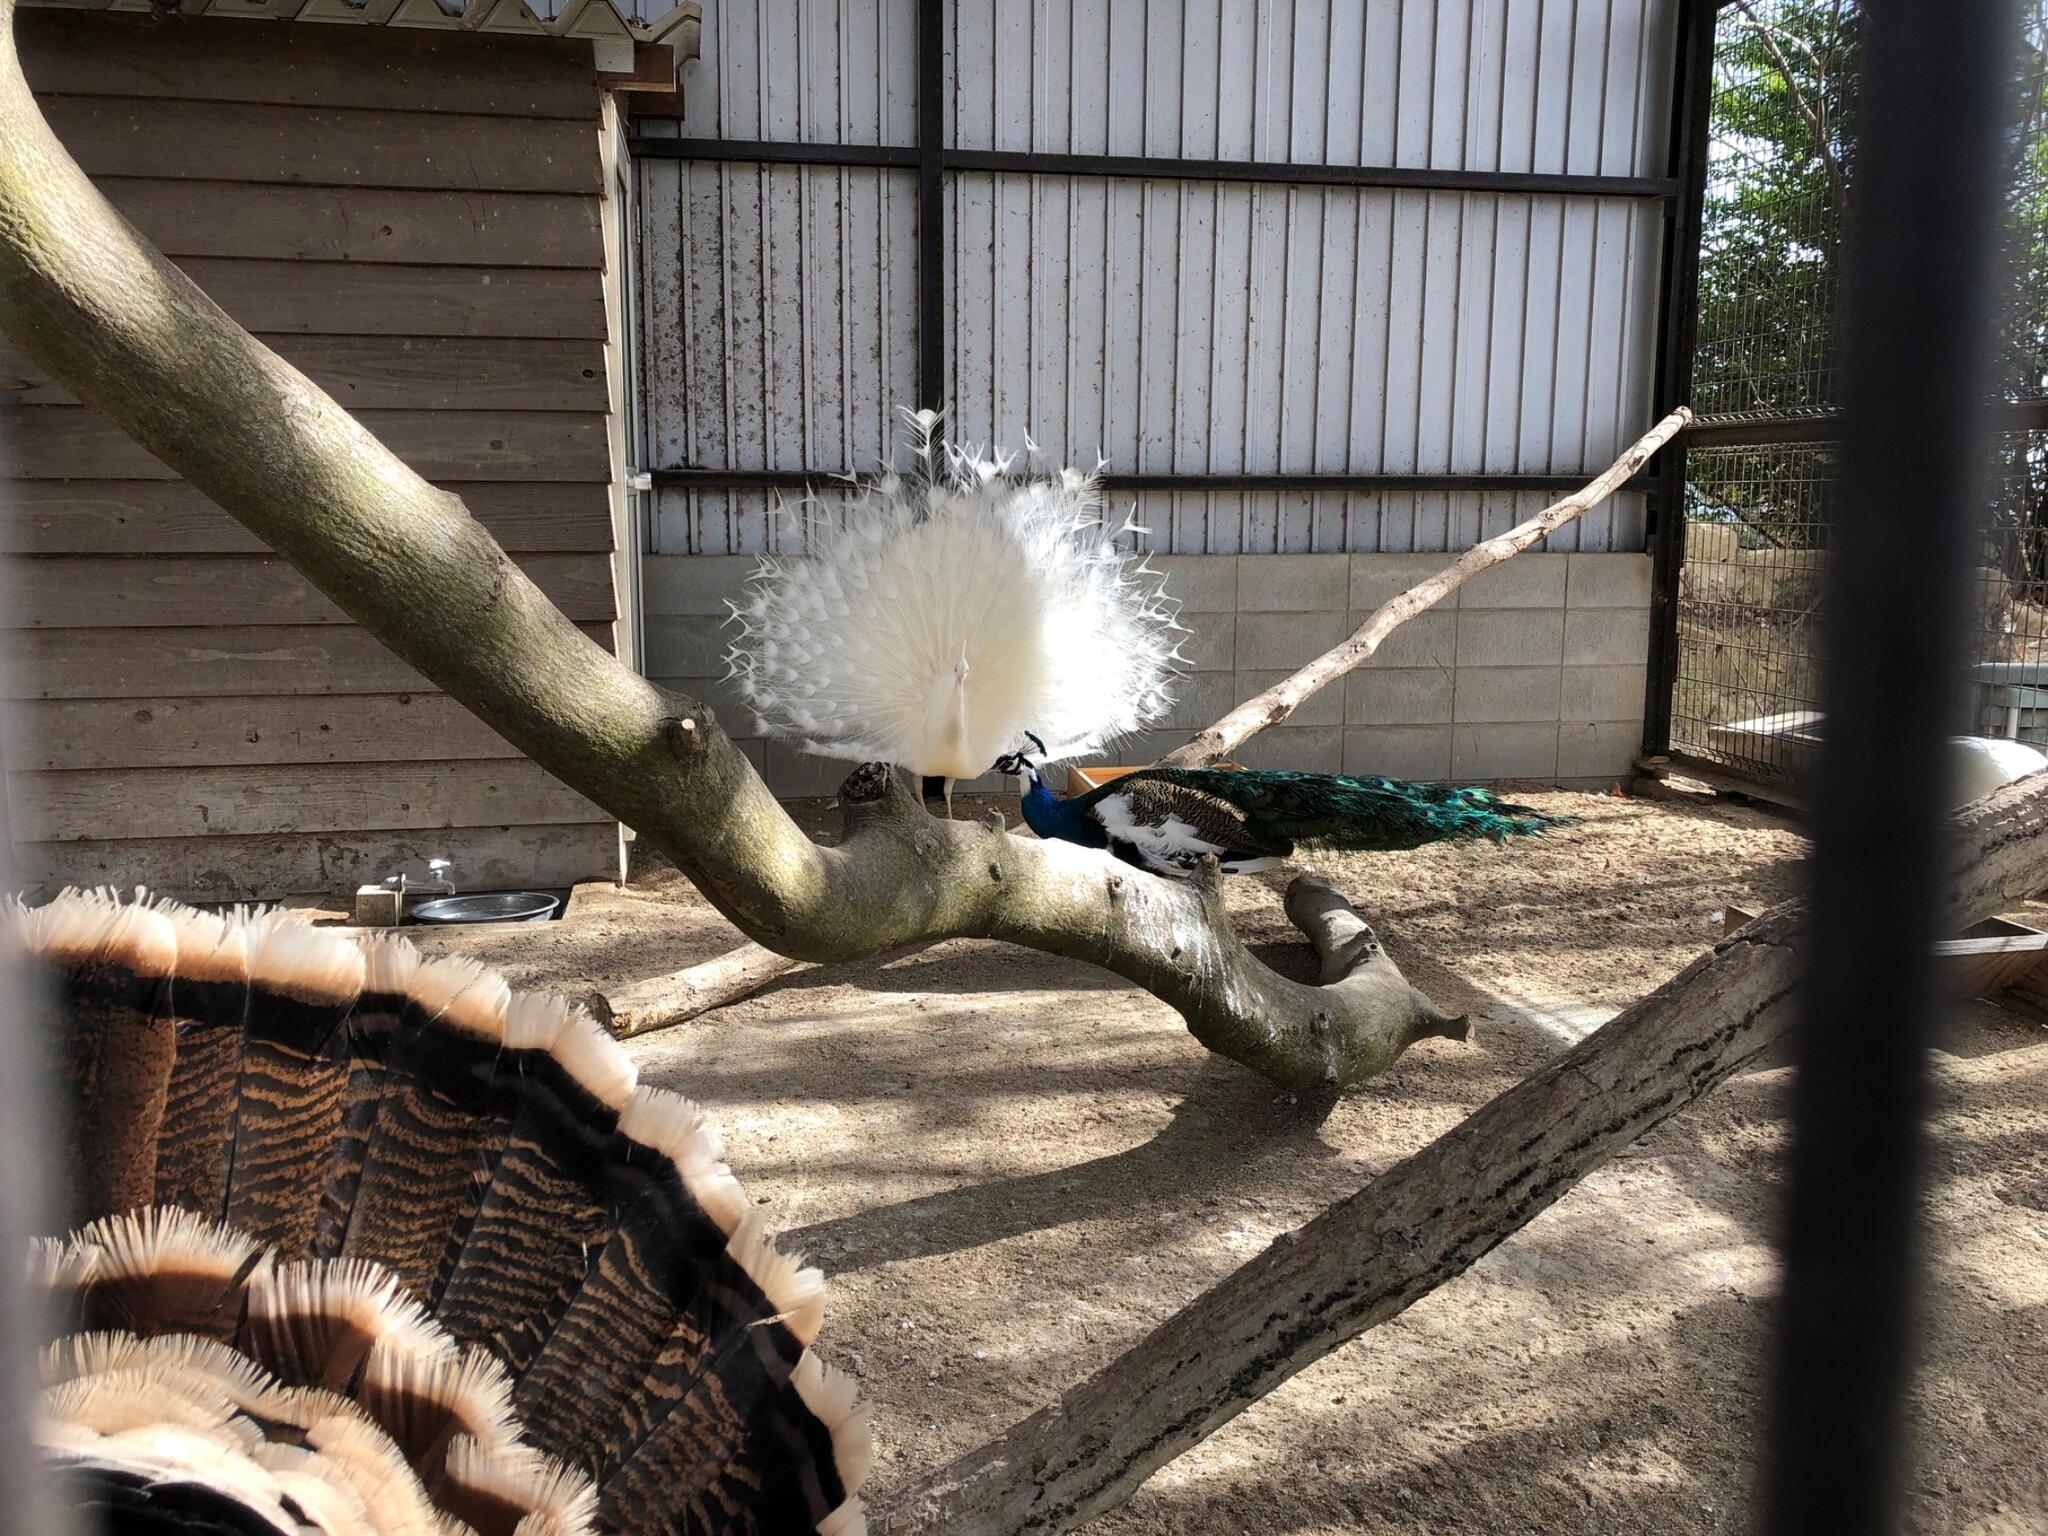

{"left": 723, "top": 411, "right": 1186, "bottom": 791}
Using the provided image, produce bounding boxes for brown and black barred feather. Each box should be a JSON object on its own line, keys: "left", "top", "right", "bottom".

{"left": 17, "top": 894, "right": 180, "bottom": 1230}
{"left": 8, "top": 887, "right": 870, "bottom": 1536}
{"left": 154, "top": 907, "right": 252, "bottom": 1221}
{"left": 223, "top": 917, "right": 364, "bottom": 1260}
{"left": 338, "top": 956, "right": 512, "bottom": 1298}
{"left": 431, "top": 993, "right": 636, "bottom": 1369}
{"left": 308, "top": 936, "right": 415, "bottom": 1263}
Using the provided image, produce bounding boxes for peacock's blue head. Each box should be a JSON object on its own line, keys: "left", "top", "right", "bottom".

{"left": 992, "top": 731, "right": 1048, "bottom": 784}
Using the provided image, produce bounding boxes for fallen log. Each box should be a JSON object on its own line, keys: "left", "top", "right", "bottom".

{"left": 592, "top": 941, "right": 806, "bottom": 1039}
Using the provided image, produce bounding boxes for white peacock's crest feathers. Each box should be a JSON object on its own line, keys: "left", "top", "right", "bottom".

{"left": 726, "top": 415, "right": 1185, "bottom": 779}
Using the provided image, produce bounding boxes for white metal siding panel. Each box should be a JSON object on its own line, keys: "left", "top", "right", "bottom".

{"left": 643, "top": 0, "right": 1677, "bottom": 556}
{"left": 680, "top": 0, "right": 917, "bottom": 145}
{"left": 945, "top": 0, "right": 1667, "bottom": 172}
{"left": 642, "top": 160, "right": 918, "bottom": 551}
{"left": 944, "top": 178, "right": 1656, "bottom": 554}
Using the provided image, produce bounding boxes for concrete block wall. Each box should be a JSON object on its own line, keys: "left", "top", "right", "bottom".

{"left": 641, "top": 552, "right": 1652, "bottom": 796}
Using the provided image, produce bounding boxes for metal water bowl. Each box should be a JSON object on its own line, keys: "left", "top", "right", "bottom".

{"left": 409, "top": 891, "right": 560, "bottom": 925}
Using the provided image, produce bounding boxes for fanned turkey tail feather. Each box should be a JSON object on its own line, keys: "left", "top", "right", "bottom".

{"left": 8, "top": 887, "right": 871, "bottom": 1536}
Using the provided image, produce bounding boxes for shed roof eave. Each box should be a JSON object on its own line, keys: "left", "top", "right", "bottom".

{"left": 20, "top": 0, "right": 700, "bottom": 76}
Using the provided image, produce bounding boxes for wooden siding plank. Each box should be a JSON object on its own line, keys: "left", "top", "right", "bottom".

{"left": 101, "top": 181, "right": 602, "bottom": 269}
{"left": 4, "top": 694, "right": 527, "bottom": 772}
{"left": 12, "top": 622, "right": 617, "bottom": 700}
{"left": 171, "top": 258, "right": 607, "bottom": 339}
{"left": 39, "top": 97, "right": 602, "bottom": 196}
{"left": 1, "top": 481, "right": 615, "bottom": 555}
{"left": 2, "top": 336, "right": 609, "bottom": 411}
{"left": 11, "top": 822, "right": 623, "bottom": 903}
{"left": 8, "top": 407, "right": 612, "bottom": 482}
{"left": 17, "top": 12, "right": 600, "bottom": 119}
{"left": 11, "top": 759, "right": 607, "bottom": 842}
{"left": 8, "top": 555, "right": 616, "bottom": 629}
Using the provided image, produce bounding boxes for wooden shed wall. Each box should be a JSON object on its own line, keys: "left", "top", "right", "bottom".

{"left": 1, "top": 12, "right": 624, "bottom": 900}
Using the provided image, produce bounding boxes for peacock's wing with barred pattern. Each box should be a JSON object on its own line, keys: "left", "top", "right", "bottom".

{"left": 1087, "top": 773, "right": 1296, "bottom": 866}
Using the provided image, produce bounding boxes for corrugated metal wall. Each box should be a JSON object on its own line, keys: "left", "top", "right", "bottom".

{"left": 637, "top": 0, "right": 1676, "bottom": 556}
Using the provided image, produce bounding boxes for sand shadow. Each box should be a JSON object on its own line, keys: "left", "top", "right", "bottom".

{"left": 783, "top": 1059, "right": 1345, "bottom": 1274}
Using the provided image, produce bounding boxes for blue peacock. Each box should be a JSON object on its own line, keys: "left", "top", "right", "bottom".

{"left": 994, "top": 734, "right": 1573, "bottom": 876}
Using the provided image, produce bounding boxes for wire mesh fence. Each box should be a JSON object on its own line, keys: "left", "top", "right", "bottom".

{"left": 1669, "top": 0, "right": 2048, "bottom": 783}
{"left": 1675, "top": 443, "right": 1831, "bottom": 779}
{"left": 1971, "top": 425, "right": 2048, "bottom": 735}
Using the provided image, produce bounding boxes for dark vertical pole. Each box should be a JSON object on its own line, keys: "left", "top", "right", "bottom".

{"left": 915, "top": 0, "right": 945, "bottom": 416}
{"left": 1642, "top": 0, "right": 1716, "bottom": 757}
{"left": 0, "top": 529, "right": 59, "bottom": 1536}
{"left": 1766, "top": 3, "right": 2020, "bottom": 1532}
{"left": 916, "top": 0, "right": 946, "bottom": 808}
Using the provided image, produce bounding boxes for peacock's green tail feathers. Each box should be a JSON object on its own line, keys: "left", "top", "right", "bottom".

{"left": 1100, "top": 768, "right": 1577, "bottom": 853}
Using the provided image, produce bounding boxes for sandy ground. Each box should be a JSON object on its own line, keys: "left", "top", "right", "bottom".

{"left": 402, "top": 786, "right": 2048, "bottom": 1534}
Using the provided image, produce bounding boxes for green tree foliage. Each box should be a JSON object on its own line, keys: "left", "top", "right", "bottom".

{"left": 1992, "top": 7, "right": 2048, "bottom": 600}
{"left": 1693, "top": 2, "right": 2048, "bottom": 563}
{"left": 1679, "top": 3, "right": 2048, "bottom": 757}
{"left": 1690, "top": 0, "right": 1858, "bottom": 547}
{"left": 1695, "top": 0, "right": 1856, "bottom": 426}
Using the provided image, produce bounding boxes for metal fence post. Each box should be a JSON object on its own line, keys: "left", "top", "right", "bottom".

{"left": 915, "top": 0, "right": 945, "bottom": 418}
{"left": 1766, "top": 2, "right": 2022, "bottom": 1531}
{"left": 1643, "top": 0, "right": 1719, "bottom": 758}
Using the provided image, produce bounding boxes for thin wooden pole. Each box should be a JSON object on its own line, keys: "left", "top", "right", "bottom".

{"left": 595, "top": 941, "right": 808, "bottom": 1039}
{"left": 1159, "top": 406, "right": 1693, "bottom": 768}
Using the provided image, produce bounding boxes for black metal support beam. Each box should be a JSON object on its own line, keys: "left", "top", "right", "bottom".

{"left": 647, "top": 467, "right": 1649, "bottom": 496}
{"left": 627, "top": 137, "right": 1678, "bottom": 202}
{"left": 1642, "top": 0, "right": 1718, "bottom": 758}
{"left": 1683, "top": 395, "right": 2048, "bottom": 448}
{"left": 1766, "top": 4, "right": 2020, "bottom": 1534}
{"left": 915, "top": 0, "right": 944, "bottom": 415}
{"left": 650, "top": 469, "right": 861, "bottom": 491}
{"left": 630, "top": 138, "right": 920, "bottom": 169}
{"left": 944, "top": 148, "right": 1676, "bottom": 199}
{"left": 1099, "top": 471, "right": 1639, "bottom": 495}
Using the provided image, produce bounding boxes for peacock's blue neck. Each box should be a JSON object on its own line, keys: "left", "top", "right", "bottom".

{"left": 1016, "top": 771, "right": 1106, "bottom": 848}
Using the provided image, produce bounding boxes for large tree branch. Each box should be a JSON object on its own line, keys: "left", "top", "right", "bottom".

{"left": 874, "top": 770, "right": 2048, "bottom": 1534}
{"left": 607, "top": 417, "right": 1700, "bottom": 1040}
{"left": 0, "top": 4, "right": 1457, "bottom": 1091}
{"left": 603, "top": 404, "right": 1691, "bottom": 1040}
{"left": 1160, "top": 407, "right": 1692, "bottom": 767}
{"left": 1733, "top": 0, "right": 1851, "bottom": 218}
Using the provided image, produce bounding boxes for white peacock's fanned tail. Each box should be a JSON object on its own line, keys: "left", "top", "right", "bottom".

{"left": 724, "top": 412, "right": 1185, "bottom": 781}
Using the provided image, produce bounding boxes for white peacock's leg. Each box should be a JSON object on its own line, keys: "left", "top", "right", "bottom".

{"left": 942, "top": 777, "right": 956, "bottom": 819}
